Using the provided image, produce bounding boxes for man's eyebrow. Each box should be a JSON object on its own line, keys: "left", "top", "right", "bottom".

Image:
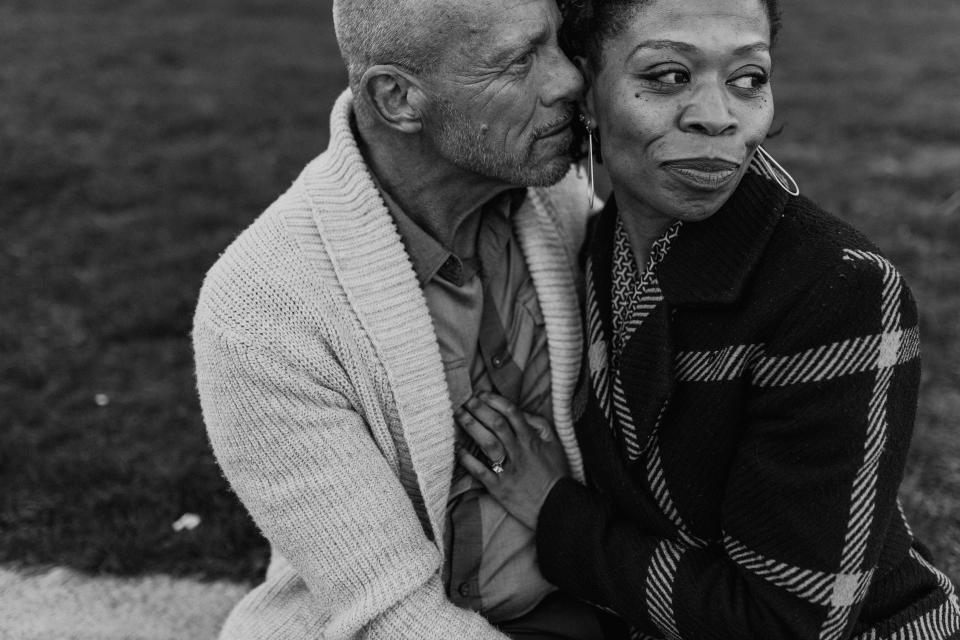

{"left": 489, "top": 24, "right": 552, "bottom": 64}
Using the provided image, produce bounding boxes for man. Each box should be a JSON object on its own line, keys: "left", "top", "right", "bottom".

{"left": 193, "top": 0, "right": 600, "bottom": 637}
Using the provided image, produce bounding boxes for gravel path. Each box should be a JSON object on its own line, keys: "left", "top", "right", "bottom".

{"left": 0, "top": 566, "right": 248, "bottom": 640}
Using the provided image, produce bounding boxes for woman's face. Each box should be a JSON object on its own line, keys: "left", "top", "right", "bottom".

{"left": 584, "top": 0, "right": 774, "bottom": 227}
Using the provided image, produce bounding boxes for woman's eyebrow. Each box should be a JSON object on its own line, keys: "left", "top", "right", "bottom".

{"left": 629, "top": 40, "right": 770, "bottom": 58}
{"left": 734, "top": 42, "right": 770, "bottom": 55}
{"left": 631, "top": 39, "right": 698, "bottom": 55}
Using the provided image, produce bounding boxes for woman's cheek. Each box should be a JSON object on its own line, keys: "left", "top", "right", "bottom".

{"left": 606, "top": 97, "right": 647, "bottom": 150}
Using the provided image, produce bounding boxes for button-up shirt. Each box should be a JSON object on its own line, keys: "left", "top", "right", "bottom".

{"left": 379, "top": 184, "right": 555, "bottom": 622}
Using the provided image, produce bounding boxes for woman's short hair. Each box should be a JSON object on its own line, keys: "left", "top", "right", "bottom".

{"left": 558, "top": 0, "right": 782, "bottom": 162}
{"left": 559, "top": 0, "right": 782, "bottom": 70}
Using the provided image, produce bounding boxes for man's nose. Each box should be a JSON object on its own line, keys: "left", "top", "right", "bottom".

{"left": 541, "top": 46, "right": 584, "bottom": 106}
{"left": 679, "top": 81, "right": 738, "bottom": 136}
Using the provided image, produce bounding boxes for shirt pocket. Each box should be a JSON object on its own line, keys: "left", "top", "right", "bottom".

{"left": 442, "top": 358, "right": 473, "bottom": 410}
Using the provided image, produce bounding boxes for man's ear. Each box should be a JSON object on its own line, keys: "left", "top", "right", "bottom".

{"left": 359, "top": 65, "right": 426, "bottom": 134}
{"left": 574, "top": 56, "right": 597, "bottom": 126}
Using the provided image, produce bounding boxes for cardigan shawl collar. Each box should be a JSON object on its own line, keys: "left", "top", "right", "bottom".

{"left": 292, "top": 90, "right": 585, "bottom": 543}
{"left": 586, "top": 172, "right": 790, "bottom": 456}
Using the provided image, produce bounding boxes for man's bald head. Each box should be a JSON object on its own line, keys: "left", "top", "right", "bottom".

{"left": 333, "top": 0, "right": 463, "bottom": 119}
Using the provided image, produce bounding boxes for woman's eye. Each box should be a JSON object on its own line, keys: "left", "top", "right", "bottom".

{"left": 654, "top": 70, "right": 689, "bottom": 85}
{"left": 729, "top": 73, "right": 769, "bottom": 90}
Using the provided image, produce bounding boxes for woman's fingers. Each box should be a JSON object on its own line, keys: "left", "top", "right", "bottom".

{"left": 463, "top": 395, "right": 520, "bottom": 444}
{"left": 475, "top": 392, "right": 534, "bottom": 440}
{"left": 524, "top": 413, "right": 555, "bottom": 442}
{"left": 458, "top": 448, "right": 499, "bottom": 490}
{"left": 455, "top": 406, "right": 508, "bottom": 467}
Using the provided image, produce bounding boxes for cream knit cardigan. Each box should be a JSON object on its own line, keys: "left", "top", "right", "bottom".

{"left": 193, "top": 90, "right": 589, "bottom": 640}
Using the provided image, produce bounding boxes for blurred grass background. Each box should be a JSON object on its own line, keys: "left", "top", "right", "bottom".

{"left": 1, "top": 0, "right": 958, "bottom": 586}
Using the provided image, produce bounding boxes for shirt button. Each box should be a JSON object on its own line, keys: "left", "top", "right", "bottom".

{"left": 492, "top": 353, "right": 507, "bottom": 368}
{"left": 458, "top": 583, "right": 471, "bottom": 598}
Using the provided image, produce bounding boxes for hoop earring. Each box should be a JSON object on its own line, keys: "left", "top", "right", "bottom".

{"left": 579, "top": 114, "right": 597, "bottom": 210}
{"left": 753, "top": 145, "right": 800, "bottom": 196}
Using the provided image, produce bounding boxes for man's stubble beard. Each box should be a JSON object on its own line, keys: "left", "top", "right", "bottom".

{"left": 432, "top": 99, "right": 572, "bottom": 188}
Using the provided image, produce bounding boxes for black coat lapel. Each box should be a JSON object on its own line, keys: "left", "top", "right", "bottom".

{"left": 615, "top": 296, "right": 674, "bottom": 458}
{"left": 586, "top": 198, "right": 675, "bottom": 459}
{"left": 584, "top": 173, "right": 790, "bottom": 461}
{"left": 660, "top": 172, "right": 789, "bottom": 306}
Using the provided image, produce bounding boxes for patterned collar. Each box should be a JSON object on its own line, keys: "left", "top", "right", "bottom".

{"left": 610, "top": 216, "right": 682, "bottom": 367}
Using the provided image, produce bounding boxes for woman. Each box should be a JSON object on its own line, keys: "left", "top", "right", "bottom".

{"left": 455, "top": 0, "right": 960, "bottom": 638}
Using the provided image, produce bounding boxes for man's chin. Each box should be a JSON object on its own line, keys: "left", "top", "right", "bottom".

{"left": 447, "top": 145, "right": 572, "bottom": 188}
{"left": 522, "top": 153, "right": 575, "bottom": 187}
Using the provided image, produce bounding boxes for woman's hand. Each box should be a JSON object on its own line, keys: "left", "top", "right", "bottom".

{"left": 455, "top": 392, "right": 569, "bottom": 530}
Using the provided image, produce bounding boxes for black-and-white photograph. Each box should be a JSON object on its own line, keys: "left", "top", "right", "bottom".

{"left": 3, "top": 0, "right": 959, "bottom": 638}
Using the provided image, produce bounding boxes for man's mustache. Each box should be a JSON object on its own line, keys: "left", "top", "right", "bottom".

{"left": 533, "top": 108, "right": 576, "bottom": 139}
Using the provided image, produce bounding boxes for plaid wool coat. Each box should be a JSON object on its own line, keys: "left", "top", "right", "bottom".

{"left": 536, "top": 173, "right": 960, "bottom": 640}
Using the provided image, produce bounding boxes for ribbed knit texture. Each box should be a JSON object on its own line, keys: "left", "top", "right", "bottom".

{"left": 537, "top": 174, "right": 960, "bottom": 640}
{"left": 193, "top": 90, "right": 589, "bottom": 639}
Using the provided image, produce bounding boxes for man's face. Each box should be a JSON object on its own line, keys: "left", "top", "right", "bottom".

{"left": 420, "top": 0, "right": 584, "bottom": 187}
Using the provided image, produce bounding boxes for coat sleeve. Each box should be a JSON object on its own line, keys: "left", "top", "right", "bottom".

{"left": 535, "top": 250, "right": 922, "bottom": 640}
{"left": 193, "top": 317, "right": 507, "bottom": 640}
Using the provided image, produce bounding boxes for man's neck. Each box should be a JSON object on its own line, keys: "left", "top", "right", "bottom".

{"left": 356, "top": 122, "right": 514, "bottom": 257}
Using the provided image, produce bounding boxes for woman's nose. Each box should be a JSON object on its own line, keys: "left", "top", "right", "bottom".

{"left": 679, "top": 83, "right": 738, "bottom": 136}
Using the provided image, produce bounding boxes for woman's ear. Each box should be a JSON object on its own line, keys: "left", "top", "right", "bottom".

{"left": 359, "top": 65, "right": 425, "bottom": 134}
{"left": 574, "top": 55, "right": 597, "bottom": 127}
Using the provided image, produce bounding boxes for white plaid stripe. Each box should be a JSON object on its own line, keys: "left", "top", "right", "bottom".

{"left": 585, "top": 258, "right": 613, "bottom": 424}
{"left": 817, "top": 250, "right": 903, "bottom": 640}
{"left": 675, "top": 343, "right": 765, "bottom": 382}
{"left": 646, "top": 540, "right": 686, "bottom": 640}
{"left": 751, "top": 327, "right": 919, "bottom": 388}
{"left": 613, "top": 374, "right": 643, "bottom": 457}
{"left": 675, "top": 328, "right": 918, "bottom": 387}
{"left": 725, "top": 536, "right": 874, "bottom": 607}
{"left": 853, "top": 593, "right": 960, "bottom": 640}
{"left": 647, "top": 428, "right": 709, "bottom": 548}
{"left": 897, "top": 499, "right": 915, "bottom": 539}
{"left": 910, "top": 549, "right": 960, "bottom": 610}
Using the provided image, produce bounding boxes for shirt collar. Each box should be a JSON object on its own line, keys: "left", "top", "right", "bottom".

{"left": 374, "top": 176, "right": 525, "bottom": 286}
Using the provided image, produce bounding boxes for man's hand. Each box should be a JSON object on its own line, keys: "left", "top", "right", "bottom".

{"left": 455, "top": 392, "right": 569, "bottom": 530}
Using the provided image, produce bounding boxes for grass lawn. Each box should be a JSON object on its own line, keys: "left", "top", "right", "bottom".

{"left": 2, "top": 0, "right": 958, "bottom": 588}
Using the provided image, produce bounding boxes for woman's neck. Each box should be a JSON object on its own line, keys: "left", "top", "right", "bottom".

{"left": 617, "top": 201, "right": 675, "bottom": 276}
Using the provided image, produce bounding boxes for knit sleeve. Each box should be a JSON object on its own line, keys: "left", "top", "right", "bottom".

{"left": 193, "top": 319, "right": 506, "bottom": 640}
{"left": 536, "top": 249, "right": 922, "bottom": 640}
